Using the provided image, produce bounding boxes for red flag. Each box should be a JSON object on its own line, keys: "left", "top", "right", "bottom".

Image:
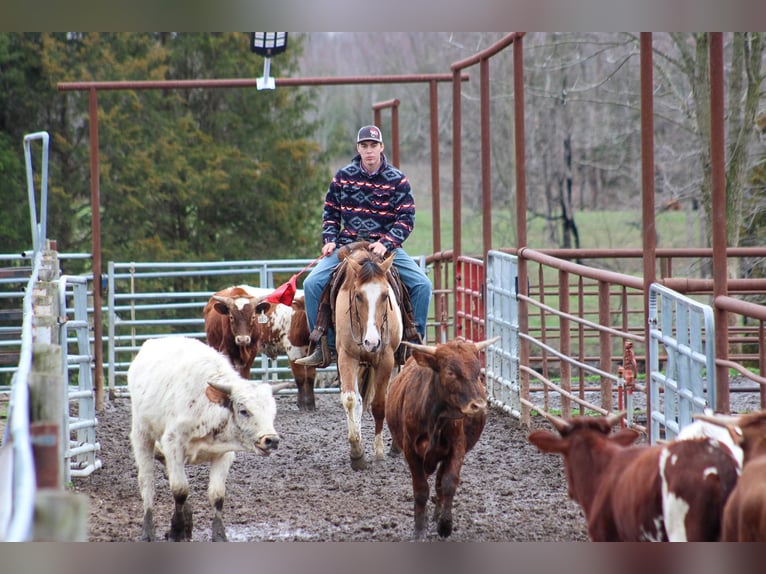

{"left": 264, "top": 273, "right": 298, "bottom": 305}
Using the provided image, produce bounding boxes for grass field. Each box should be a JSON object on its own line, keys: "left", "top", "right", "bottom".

{"left": 407, "top": 208, "right": 700, "bottom": 259}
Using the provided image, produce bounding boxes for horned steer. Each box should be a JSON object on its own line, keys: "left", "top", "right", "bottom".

{"left": 203, "top": 286, "right": 261, "bottom": 379}
{"left": 528, "top": 411, "right": 739, "bottom": 541}
{"left": 385, "top": 337, "right": 497, "bottom": 539}
{"left": 128, "top": 336, "right": 280, "bottom": 542}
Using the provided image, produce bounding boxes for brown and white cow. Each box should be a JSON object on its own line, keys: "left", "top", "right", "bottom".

{"left": 204, "top": 285, "right": 318, "bottom": 411}
{"left": 204, "top": 286, "right": 261, "bottom": 379}
{"left": 528, "top": 411, "right": 739, "bottom": 541}
{"left": 695, "top": 410, "right": 766, "bottom": 541}
{"left": 247, "top": 288, "right": 318, "bottom": 412}
{"left": 385, "top": 337, "right": 498, "bottom": 539}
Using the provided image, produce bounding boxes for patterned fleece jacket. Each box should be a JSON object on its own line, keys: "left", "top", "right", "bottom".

{"left": 321, "top": 153, "right": 415, "bottom": 251}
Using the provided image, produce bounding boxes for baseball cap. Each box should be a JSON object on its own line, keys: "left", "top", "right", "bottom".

{"left": 357, "top": 125, "right": 383, "bottom": 143}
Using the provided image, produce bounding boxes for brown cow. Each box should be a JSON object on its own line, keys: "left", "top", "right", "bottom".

{"left": 386, "top": 337, "right": 497, "bottom": 539}
{"left": 204, "top": 285, "right": 318, "bottom": 411}
{"left": 695, "top": 410, "right": 766, "bottom": 541}
{"left": 204, "top": 286, "right": 260, "bottom": 379}
{"left": 528, "top": 412, "right": 739, "bottom": 541}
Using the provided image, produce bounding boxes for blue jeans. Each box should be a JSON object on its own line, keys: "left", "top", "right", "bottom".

{"left": 302, "top": 247, "right": 432, "bottom": 351}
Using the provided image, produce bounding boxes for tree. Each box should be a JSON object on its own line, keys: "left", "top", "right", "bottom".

{"left": 0, "top": 32, "right": 329, "bottom": 275}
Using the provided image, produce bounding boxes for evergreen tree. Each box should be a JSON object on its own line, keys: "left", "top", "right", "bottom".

{"left": 0, "top": 32, "right": 328, "bottom": 273}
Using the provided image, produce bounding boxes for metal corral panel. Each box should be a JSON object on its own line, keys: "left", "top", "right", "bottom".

{"left": 648, "top": 283, "right": 716, "bottom": 443}
{"left": 484, "top": 251, "right": 520, "bottom": 417}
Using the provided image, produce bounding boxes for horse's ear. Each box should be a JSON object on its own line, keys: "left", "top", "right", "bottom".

{"left": 346, "top": 257, "right": 361, "bottom": 273}
{"left": 380, "top": 251, "right": 395, "bottom": 272}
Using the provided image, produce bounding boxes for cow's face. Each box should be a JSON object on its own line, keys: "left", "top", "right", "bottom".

{"left": 209, "top": 379, "right": 280, "bottom": 456}
{"left": 414, "top": 340, "right": 487, "bottom": 418}
{"left": 213, "top": 295, "right": 259, "bottom": 347}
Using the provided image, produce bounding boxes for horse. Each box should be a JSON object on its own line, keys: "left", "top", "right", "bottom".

{"left": 333, "top": 243, "right": 403, "bottom": 470}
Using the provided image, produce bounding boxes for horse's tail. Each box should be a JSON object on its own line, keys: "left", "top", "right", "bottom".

{"left": 358, "top": 365, "right": 375, "bottom": 411}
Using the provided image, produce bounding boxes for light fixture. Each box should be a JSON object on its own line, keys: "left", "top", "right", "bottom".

{"left": 251, "top": 33, "right": 288, "bottom": 90}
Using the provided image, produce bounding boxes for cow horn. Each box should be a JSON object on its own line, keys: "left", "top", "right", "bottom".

{"left": 270, "top": 381, "right": 295, "bottom": 395}
{"left": 212, "top": 295, "right": 234, "bottom": 306}
{"left": 401, "top": 341, "right": 437, "bottom": 355}
{"left": 606, "top": 410, "right": 627, "bottom": 427}
{"left": 207, "top": 379, "right": 233, "bottom": 396}
{"left": 474, "top": 336, "right": 501, "bottom": 351}
{"left": 539, "top": 410, "right": 571, "bottom": 433}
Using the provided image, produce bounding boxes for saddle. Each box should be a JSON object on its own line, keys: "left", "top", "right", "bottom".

{"left": 309, "top": 242, "right": 419, "bottom": 363}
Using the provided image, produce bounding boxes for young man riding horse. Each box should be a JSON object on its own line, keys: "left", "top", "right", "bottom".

{"left": 297, "top": 125, "right": 432, "bottom": 368}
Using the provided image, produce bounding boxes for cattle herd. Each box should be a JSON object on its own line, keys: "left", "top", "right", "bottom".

{"left": 120, "top": 281, "right": 766, "bottom": 542}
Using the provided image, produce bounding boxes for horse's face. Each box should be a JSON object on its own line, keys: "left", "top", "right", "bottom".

{"left": 342, "top": 251, "right": 399, "bottom": 355}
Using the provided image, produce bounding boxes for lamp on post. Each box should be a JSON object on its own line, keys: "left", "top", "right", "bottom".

{"left": 250, "top": 32, "right": 288, "bottom": 90}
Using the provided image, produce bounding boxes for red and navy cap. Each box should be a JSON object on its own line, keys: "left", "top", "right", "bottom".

{"left": 357, "top": 125, "right": 383, "bottom": 143}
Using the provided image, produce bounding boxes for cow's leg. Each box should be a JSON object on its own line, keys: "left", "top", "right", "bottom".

{"left": 168, "top": 492, "right": 193, "bottom": 542}
{"left": 163, "top": 442, "right": 193, "bottom": 541}
{"left": 433, "top": 462, "right": 445, "bottom": 525}
{"left": 290, "top": 362, "right": 317, "bottom": 411}
{"left": 131, "top": 428, "right": 157, "bottom": 542}
{"left": 339, "top": 357, "right": 366, "bottom": 470}
{"left": 435, "top": 454, "right": 464, "bottom": 538}
{"left": 406, "top": 454, "right": 430, "bottom": 539}
{"left": 208, "top": 452, "right": 235, "bottom": 542}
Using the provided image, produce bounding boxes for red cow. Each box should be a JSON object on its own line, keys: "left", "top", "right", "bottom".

{"left": 528, "top": 412, "right": 739, "bottom": 541}
{"left": 385, "top": 337, "right": 497, "bottom": 539}
{"left": 204, "top": 285, "right": 318, "bottom": 411}
{"left": 695, "top": 410, "right": 766, "bottom": 541}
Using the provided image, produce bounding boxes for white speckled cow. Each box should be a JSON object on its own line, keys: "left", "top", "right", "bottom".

{"left": 128, "top": 336, "right": 280, "bottom": 542}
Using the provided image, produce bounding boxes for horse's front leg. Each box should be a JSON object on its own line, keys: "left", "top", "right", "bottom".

{"left": 338, "top": 355, "right": 367, "bottom": 470}
{"left": 371, "top": 356, "right": 395, "bottom": 462}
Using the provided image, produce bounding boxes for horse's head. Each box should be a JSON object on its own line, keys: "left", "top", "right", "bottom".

{"left": 340, "top": 250, "right": 399, "bottom": 354}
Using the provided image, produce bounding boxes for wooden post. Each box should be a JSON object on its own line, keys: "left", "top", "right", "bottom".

{"left": 30, "top": 245, "right": 63, "bottom": 489}
{"left": 29, "top": 241, "right": 89, "bottom": 540}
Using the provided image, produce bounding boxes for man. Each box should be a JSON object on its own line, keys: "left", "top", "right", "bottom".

{"left": 296, "top": 125, "right": 432, "bottom": 367}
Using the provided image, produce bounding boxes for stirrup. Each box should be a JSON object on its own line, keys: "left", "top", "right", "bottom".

{"left": 295, "top": 336, "right": 335, "bottom": 368}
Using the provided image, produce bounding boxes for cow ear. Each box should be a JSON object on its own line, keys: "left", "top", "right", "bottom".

{"left": 213, "top": 302, "right": 230, "bottom": 315}
{"left": 411, "top": 349, "right": 438, "bottom": 369}
{"left": 609, "top": 428, "right": 640, "bottom": 446}
{"left": 206, "top": 384, "right": 229, "bottom": 406}
{"left": 255, "top": 301, "right": 272, "bottom": 315}
{"left": 528, "top": 430, "right": 567, "bottom": 454}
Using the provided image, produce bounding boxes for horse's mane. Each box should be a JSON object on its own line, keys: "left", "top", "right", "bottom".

{"left": 342, "top": 245, "right": 387, "bottom": 286}
{"left": 356, "top": 257, "right": 386, "bottom": 283}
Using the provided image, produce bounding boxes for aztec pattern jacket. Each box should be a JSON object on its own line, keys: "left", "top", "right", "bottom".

{"left": 321, "top": 153, "right": 415, "bottom": 251}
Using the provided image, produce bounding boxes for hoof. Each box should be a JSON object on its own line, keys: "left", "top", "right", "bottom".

{"left": 350, "top": 454, "right": 368, "bottom": 471}
{"left": 297, "top": 400, "right": 316, "bottom": 412}
{"left": 437, "top": 518, "right": 453, "bottom": 538}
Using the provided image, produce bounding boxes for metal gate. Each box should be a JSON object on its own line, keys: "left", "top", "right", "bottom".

{"left": 648, "top": 283, "right": 716, "bottom": 443}
{"left": 59, "top": 275, "right": 100, "bottom": 480}
{"left": 484, "top": 250, "right": 520, "bottom": 417}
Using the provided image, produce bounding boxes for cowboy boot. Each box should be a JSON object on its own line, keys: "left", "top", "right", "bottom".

{"left": 295, "top": 335, "right": 335, "bottom": 368}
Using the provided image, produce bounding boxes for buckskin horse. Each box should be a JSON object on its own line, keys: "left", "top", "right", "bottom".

{"left": 333, "top": 243, "right": 402, "bottom": 470}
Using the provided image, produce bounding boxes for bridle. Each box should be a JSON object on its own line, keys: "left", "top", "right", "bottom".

{"left": 346, "top": 271, "right": 393, "bottom": 350}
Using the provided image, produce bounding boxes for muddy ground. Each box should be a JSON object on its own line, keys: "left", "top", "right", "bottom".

{"left": 72, "top": 391, "right": 590, "bottom": 543}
